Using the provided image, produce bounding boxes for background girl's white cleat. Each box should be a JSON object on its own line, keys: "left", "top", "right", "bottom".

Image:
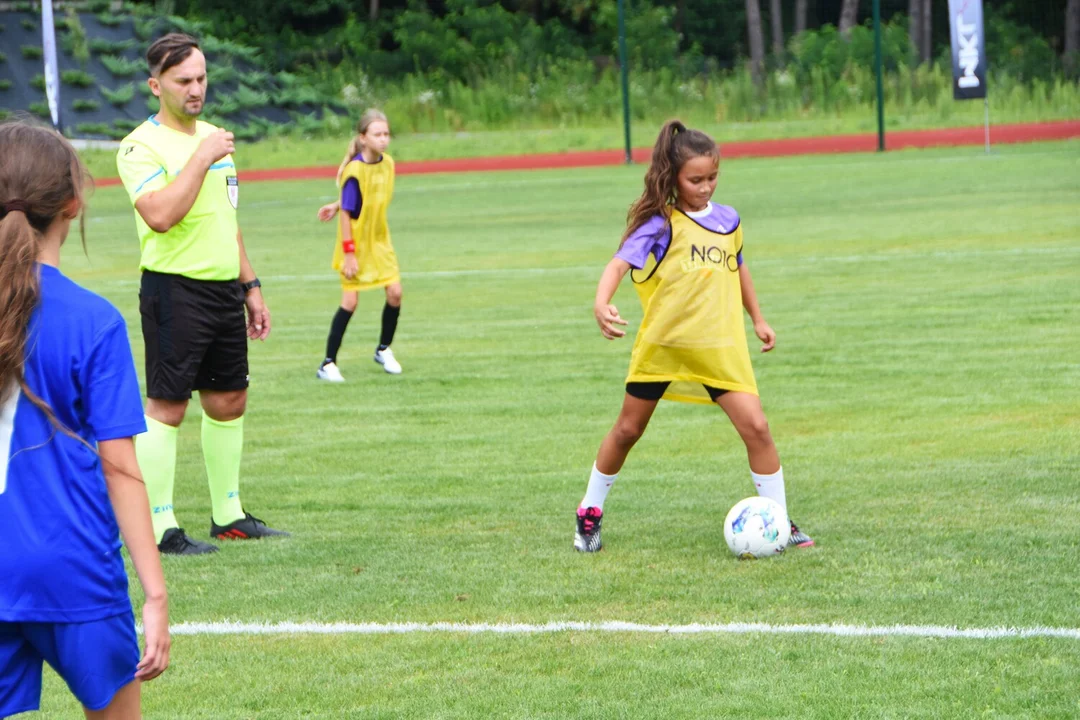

{"left": 374, "top": 347, "right": 402, "bottom": 374}
{"left": 317, "top": 361, "right": 346, "bottom": 382}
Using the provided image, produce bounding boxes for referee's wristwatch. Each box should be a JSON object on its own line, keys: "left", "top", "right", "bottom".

{"left": 241, "top": 278, "right": 262, "bottom": 294}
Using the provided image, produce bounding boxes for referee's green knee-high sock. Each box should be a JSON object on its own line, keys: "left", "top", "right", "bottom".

{"left": 202, "top": 414, "right": 245, "bottom": 526}
{"left": 137, "top": 417, "right": 179, "bottom": 543}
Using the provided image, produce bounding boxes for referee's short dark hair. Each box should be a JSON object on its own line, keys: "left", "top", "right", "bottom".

{"left": 147, "top": 33, "right": 201, "bottom": 77}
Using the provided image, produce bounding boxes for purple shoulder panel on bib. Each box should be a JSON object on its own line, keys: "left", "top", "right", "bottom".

{"left": 615, "top": 214, "right": 671, "bottom": 270}
{"left": 341, "top": 178, "right": 361, "bottom": 219}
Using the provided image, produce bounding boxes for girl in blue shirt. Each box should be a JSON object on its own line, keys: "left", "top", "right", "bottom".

{"left": 0, "top": 121, "right": 169, "bottom": 718}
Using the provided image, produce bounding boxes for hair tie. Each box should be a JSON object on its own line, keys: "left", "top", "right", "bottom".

{"left": 3, "top": 200, "right": 29, "bottom": 215}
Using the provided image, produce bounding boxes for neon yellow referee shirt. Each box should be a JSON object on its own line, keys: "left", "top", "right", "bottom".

{"left": 116, "top": 116, "right": 240, "bottom": 281}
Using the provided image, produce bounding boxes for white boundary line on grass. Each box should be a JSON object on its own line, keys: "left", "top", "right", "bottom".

{"left": 163, "top": 620, "right": 1080, "bottom": 640}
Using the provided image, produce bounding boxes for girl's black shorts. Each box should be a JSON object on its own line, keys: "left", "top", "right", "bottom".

{"left": 625, "top": 381, "right": 728, "bottom": 402}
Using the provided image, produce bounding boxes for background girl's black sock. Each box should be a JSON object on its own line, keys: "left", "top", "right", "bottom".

{"left": 324, "top": 307, "right": 354, "bottom": 363}
{"left": 378, "top": 303, "right": 400, "bottom": 349}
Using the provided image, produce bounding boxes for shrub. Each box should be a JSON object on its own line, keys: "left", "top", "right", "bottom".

{"left": 28, "top": 102, "right": 51, "bottom": 118}
{"left": 64, "top": 9, "right": 91, "bottom": 66}
{"left": 275, "top": 83, "right": 322, "bottom": 108}
{"left": 21, "top": 45, "right": 43, "bottom": 60}
{"left": 90, "top": 38, "right": 137, "bottom": 55}
{"left": 61, "top": 69, "right": 95, "bottom": 88}
{"left": 240, "top": 70, "right": 271, "bottom": 87}
{"left": 0, "top": 51, "right": 6, "bottom": 64}
{"left": 233, "top": 84, "right": 270, "bottom": 110}
{"left": 200, "top": 35, "right": 261, "bottom": 64}
{"left": 100, "top": 54, "right": 144, "bottom": 78}
{"left": 73, "top": 99, "right": 100, "bottom": 112}
{"left": 30, "top": 74, "right": 47, "bottom": 91}
{"left": 21, "top": 18, "right": 36, "bottom": 32}
{"left": 74, "top": 122, "right": 126, "bottom": 139}
{"left": 101, "top": 83, "right": 136, "bottom": 107}
{"left": 985, "top": 10, "right": 1057, "bottom": 82}
{"left": 95, "top": 12, "right": 124, "bottom": 28}
{"left": 233, "top": 124, "right": 260, "bottom": 142}
{"left": 0, "top": 80, "right": 12, "bottom": 91}
{"left": 209, "top": 92, "right": 240, "bottom": 115}
{"left": 134, "top": 16, "right": 161, "bottom": 41}
{"left": 208, "top": 64, "right": 240, "bottom": 86}
{"left": 164, "top": 14, "right": 208, "bottom": 38}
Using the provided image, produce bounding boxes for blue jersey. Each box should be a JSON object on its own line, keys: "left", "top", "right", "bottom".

{"left": 0, "top": 264, "right": 146, "bottom": 623}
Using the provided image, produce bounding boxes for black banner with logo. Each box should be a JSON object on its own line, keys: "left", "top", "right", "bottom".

{"left": 948, "top": 0, "right": 987, "bottom": 100}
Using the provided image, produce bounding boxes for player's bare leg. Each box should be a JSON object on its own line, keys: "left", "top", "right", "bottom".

{"left": 716, "top": 392, "right": 813, "bottom": 547}
{"left": 576, "top": 393, "right": 660, "bottom": 552}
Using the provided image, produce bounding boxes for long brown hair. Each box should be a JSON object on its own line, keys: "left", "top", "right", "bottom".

{"left": 623, "top": 119, "right": 719, "bottom": 242}
{"left": 0, "top": 120, "right": 89, "bottom": 429}
{"left": 336, "top": 109, "right": 389, "bottom": 185}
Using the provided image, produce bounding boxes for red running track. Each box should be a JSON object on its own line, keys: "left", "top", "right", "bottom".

{"left": 95, "top": 120, "right": 1080, "bottom": 188}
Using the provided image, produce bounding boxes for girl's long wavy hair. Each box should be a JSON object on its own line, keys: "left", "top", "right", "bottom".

{"left": 622, "top": 119, "right": 719, "bottom": 243}
{"left": 0, "top": 120, "right": 89, "bottom": 432}
{"left": 336, "top": 109, "right": 389, "bottom": 185}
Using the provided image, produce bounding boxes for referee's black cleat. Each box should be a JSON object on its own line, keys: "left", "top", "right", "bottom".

{"left": 211, "top": 512, "right": 290, "bottom": 541}
{"left": 158, "top": 527, "right": 218, "bottom": 555}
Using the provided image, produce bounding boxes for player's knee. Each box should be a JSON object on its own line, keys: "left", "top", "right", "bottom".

{"left": 612, "top": 418, "right": 647, "bottom": 447}
{"left": 740, "top": 417, "right": 773, "bottom": 448}
{"left": 204, "top": 391, "right": 246, "bottom": 422}
{"left": 386, "top": 285, "right": 402, "bottom": 307}
{"left": 340, "top": 294, "right": 358, "bottom": 312}
{"left": 147, "top": 398, "right": 187, "bottom": 427}
{"left": 222, "top": 395, "right": 247, "bottom": 420}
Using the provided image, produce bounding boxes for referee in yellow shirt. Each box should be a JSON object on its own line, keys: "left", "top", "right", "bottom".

{"left": 117, "top": 33, "right": 286, "bottom": 555}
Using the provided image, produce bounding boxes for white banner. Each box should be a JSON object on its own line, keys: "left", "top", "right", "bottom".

{"left": 41, "top": 0, "right": 63, "bottom": 130}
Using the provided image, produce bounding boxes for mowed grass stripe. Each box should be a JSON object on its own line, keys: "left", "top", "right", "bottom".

{"left": 162, "top": 620, "right": 1080, "bottom": 640}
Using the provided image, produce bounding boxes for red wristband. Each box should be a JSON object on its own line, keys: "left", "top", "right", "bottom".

{"left": 342, "top": 239, "right": 355, "bottom": 254}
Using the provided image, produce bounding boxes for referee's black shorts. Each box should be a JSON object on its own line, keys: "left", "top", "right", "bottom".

{"left": 139, "top": 270, "right": 249, "bottom": 401}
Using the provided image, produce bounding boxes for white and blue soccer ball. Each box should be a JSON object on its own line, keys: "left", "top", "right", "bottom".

{"left": 723, "top": 497, "right": 790, "bottom": 559}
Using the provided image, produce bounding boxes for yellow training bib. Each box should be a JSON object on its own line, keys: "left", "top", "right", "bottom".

{"left": 626, "top": 208, "right": 758, "bottom": 403}
{"left": 333, "top": 154, "right": 399, "bottom": 292}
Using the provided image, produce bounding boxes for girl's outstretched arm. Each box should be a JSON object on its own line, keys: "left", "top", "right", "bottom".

{"left": 99, "top": 438, "right": 170, "bottom": 681}
{"left": 739, "top": 263, "right": 776, "bottom": 352}
{"left": 317, "top": 201, "right": 340, "bottom": 222}
{"left": 594, "top": 258, "right": 632, "bottom": 340}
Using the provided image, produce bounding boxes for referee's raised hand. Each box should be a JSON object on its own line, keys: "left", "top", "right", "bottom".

{"left": 197, "top": 129, "right": 235, "bottom": 165}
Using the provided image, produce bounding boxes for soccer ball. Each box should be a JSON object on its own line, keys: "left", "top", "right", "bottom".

{"left": 723, "top": 497, "right": 790, "bottom": 559}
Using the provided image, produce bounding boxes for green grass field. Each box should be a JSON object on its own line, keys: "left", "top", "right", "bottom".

{"left": 29, "top": 140, "right": 1080, "bottom": 718}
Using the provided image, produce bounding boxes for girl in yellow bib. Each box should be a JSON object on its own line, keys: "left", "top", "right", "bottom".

{"left": 574, "top": 120, "right": 813, "bottom": 553}
{"left": 316, "top": 109, "right": 403, "bottom": 381}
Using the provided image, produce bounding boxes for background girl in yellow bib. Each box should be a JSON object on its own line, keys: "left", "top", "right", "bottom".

{"left": 574, "top": 120, "right": 813, "bottom": 553}
{"left": 316, "top": 110, "right": 403, "bottom": 381}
